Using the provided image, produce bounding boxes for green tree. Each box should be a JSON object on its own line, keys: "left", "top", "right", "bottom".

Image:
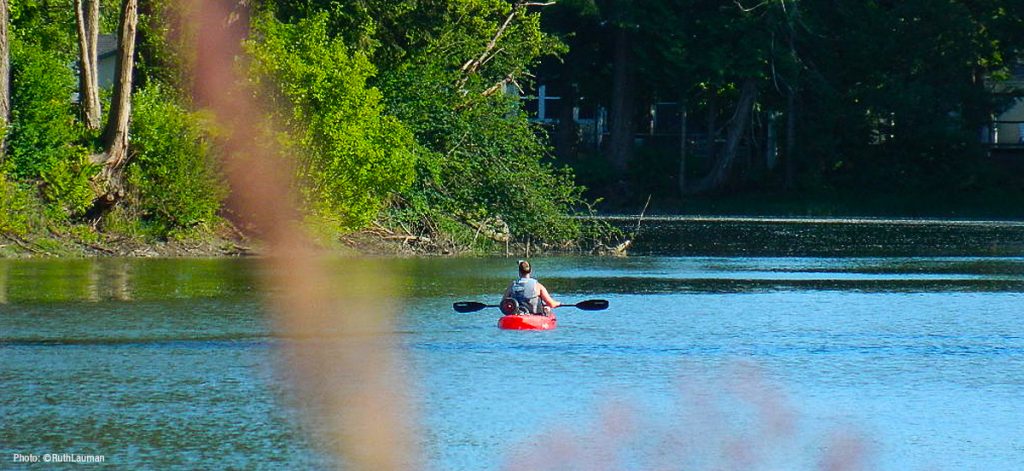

{"left": 373, "top": 1, "right": 589, "bottom": 244}
{"left": 796, "top": 0, "right": 1024, "bottom": 192}
{"left": 248, "top": 11, "right": 417, "bottom": 231}
{"left": 267, "top": 1, "right": 595, "bottom": 246}
{"left": 540, "top": 0, "right": 1024, "bottom": 206}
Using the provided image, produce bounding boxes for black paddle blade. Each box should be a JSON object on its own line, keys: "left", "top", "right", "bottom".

{"left": 574, "top": 299, "right": 609, "bottom": 311}
{"left": 453, "top": 301, "right": 489, "bottom": 313}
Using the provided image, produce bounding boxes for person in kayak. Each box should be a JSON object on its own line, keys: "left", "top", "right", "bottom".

{"left": 503, "top": 260, "right": 561, "bottom": 316}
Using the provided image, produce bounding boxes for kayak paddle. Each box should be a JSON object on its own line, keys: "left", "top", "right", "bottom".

{"left": 452, "top": 301, "right": 498, "bottom": 313}
{"left": 563, "top": 299, "right": 609, "bottom": 311}
{"left": 453, "top": 299, "right": 609, "bottom": 313}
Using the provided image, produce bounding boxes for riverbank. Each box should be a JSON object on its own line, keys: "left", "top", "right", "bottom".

{"left": 0, "top": 222, "right": 600, "bottom": 258}
{"left": 0, "top": 222, "right": 254, "bottom": 258}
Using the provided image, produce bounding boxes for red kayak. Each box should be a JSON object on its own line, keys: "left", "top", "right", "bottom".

{"left": 498, "top": 314, "right": 557, "bottom": 330}
{"left": 453, "top": 299, "right": 606, "bottom": 330}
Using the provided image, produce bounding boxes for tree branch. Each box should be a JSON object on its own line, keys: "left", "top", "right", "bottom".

{"left": 455, "top": 0, "right": 554, "bottom": 90}
{"left": 458, "top": 5, "right": 518, "bottom": 77}
{"left": 481, "top": 75, "right": 513, "bottom": 97}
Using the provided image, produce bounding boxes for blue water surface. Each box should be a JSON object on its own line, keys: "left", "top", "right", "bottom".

{"left": 1, "top": 253, "right": 1023, "bottom": 470}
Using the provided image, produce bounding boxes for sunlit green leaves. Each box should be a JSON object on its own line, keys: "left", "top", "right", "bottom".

{"left": 248, "top": 12, "right": 417, "bottom": 231}
{"left": 128, "top": 84, "right": 225, "bottom": 236}
{"left": 6, "top": 39, "right": 92, "bottom": 216}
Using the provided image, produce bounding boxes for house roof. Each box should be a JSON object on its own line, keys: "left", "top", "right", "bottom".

{"left": 98, "top": 34, "right": 118, "bottom": 59}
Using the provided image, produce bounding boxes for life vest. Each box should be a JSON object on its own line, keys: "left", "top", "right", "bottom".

{"left": 508, "top": 277, "right": 541, "bottom": 314}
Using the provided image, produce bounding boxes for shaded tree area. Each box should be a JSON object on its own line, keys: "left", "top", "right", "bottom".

{"left": 538, "top": 0, "right": 1024, "bottom": 215}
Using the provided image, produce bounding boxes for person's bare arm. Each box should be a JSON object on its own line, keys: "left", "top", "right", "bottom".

{"left": 538, "top": 283, "right": 561, "bottom": 308}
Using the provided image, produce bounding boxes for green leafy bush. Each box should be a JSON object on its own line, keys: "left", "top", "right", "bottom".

{"left": 40, "top": 152, "right": 97, "bottom": 217}
{"left": 127, "top": 84, "right": 226, "bottom": 236}
{"left": 9, "top": 1, "right": 77, "bottom": 53}
{"left": 7, "top": 39, "right": 93, "bottom": 216}
{"left": 248, "top": 12, "right": 417, "bottom": 231}
{"left": 0, "top": 173, "right": 33, "bottom": 235}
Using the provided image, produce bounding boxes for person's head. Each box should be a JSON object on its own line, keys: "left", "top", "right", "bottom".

{"left": 518, "top": 260, "right": 532, "bottom": 277}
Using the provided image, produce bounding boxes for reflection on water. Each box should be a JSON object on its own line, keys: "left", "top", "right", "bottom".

{"left": 2, "top": 218, "right": 1024, "bottom": 469}
{"left": 0, "top": 258, "right": 259, "bottom": 303}
{"left": 3, "top": 254, "right": 1022, "bottom": 305}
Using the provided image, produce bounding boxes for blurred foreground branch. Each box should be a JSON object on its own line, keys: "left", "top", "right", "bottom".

{"left": 180, "top": 2, "right": 417, "bottom": 469}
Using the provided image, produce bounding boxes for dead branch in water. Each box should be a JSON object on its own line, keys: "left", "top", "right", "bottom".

{"left": 634, "top": 194, "right": 652, "bottom": 238}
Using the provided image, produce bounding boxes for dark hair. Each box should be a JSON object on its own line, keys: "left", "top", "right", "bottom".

{"left": 518, "top": 260, "right": 531, "bottom": 275}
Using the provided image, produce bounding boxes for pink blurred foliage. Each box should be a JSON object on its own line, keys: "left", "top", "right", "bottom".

{"left": 505, "top": 361, "right": 872, "bottom": 471}
{"left": 180, "top": 2, "right": 417, "bottom": 469}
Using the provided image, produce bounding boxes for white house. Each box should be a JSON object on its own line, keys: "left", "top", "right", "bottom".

{"left": 987, "top": 62, "right": 1024, "bottom": 147}
{"left": 96, "top": 34, "right": 119, "bottom": 88}
{"left": 72, "top": 34, "right": 119, "bottom": 103}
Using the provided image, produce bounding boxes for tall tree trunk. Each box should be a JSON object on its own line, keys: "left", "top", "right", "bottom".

{"left": 685, "top": 78, "right": 758, "bottom": 194}
{"left": 607, "top": 26, "right": 634, "bottom": 173}
{"left": 99, "top": 0, "right": 138, "bottom": 181}
{"left": 784, "top": 84, "right": 797, "bottom": 189}
{"left": 745, "top": 113, "right": 762, "bottom": 181}
{"left": 85, "top": 0, "right": 136, "bottom": 220}
{"left": 783, "top": 0, "right": 799, "bottom": 190}
{"left": 706, "top": 87, "right": 718, "bottom": 160}
{"left": 0, "top": 0, "right": 10, "bottom": 157}
{"left": 75, "top": 0, "right": 102, "bottom": 130}
{"left": 677, "top": 100, "right": 688, "bottom": 196}
{"left": 87, "top": 0, "right": 99, "bottom": 93}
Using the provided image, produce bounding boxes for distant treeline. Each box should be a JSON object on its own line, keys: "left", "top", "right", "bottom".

{"left": 535, "top": 0, "right": 1024, "bottom": 210}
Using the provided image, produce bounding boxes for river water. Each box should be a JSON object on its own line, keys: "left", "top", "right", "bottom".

{"left": 2, "top": 218, "right": 1024, "bottom": 470}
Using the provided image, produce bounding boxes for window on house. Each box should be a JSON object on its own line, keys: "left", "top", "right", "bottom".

{"left": 523, "top": 83, "right": 563, "bottom": 122}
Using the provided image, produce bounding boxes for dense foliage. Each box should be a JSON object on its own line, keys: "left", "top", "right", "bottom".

{"left": 248, "top": 12, "right": 417, "bottom": 231}
{"left": 7, "top": 39, "right": 94, "bottom": 217}
{"left": 365, "top": 1, "right": 587, "bottom": 243}
{"left": 263, "top": 0, "right": 593, "bottom": 245}
{"left": 0, "top": 0, "right": 602, "bottom": 251}
{"left": 126, "top": 84, "right": 224, "bottom": 236}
